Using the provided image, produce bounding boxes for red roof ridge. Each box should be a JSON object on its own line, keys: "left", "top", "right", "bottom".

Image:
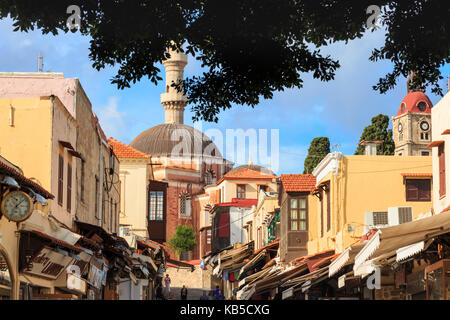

{"left": 280, "top": 174, "right": 316, "bottom": 192}
{"left": 108, "top": 137, "right": 151, "bottom": 159}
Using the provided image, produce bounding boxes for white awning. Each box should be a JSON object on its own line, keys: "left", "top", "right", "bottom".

{"left": 396, "top": 239, "right": 433, "bottom": 262}
{"left": 354, "top": 211, "right": 450, "bottom": 270}
{"left": 328, "top": 243, "right": 365, "bottom": 277}
{"left": 354, "top": 260, "right": 375, "bottom": 277}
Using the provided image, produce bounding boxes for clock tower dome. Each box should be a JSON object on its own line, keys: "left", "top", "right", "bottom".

{"left": 392, "top": 73, "right": 433, "bottom": 156}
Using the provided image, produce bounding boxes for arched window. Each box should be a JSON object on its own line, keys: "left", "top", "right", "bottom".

{"left": 205, "top": 169, "right": 215, "bottom": 185}
{"left": 179, "top": 193, "right": 191, "bottom": 217}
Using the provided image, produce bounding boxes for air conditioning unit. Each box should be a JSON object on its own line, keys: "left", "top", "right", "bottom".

{"left": 388, "top": 207, "right": 413, "bottom": 226}
{"left": 364, "top": 211, "right": 389, "bottom": 233}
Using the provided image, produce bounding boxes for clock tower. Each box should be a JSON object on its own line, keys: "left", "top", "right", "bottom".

{"left": 392, "top": 73, "right": 433, "bottom": 156}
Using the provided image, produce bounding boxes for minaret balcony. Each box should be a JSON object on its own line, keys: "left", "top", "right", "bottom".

{"left": 161, "top": 92, "right": 188, "bottom": 104}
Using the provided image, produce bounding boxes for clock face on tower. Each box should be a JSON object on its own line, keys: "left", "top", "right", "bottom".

{"left": 420, "top": 121, "right": 429, "bottom": 131}
{"left": 0, "top": 191, "right": 33, "bottom": 222}
{"left": 398, "top": 122, "right": 403, "bottom": 133}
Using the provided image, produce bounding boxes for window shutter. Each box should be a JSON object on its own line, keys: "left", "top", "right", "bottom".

{"left": 67, "top": 163, "right": 72, "bottom": 212}
{"left": 58, "top": 155, "right": 64, "bottom": 205}
{"left": 326, "top": 189, "right": 331, "bottom": 232}
{"left": 418, "top": 179, "right": 431, "bottom": 201}
{"left": 218, "top": 213, "right": 230, "bottom": 238}
{"left": 406, "top": 180, "right": 419, "bottom": 201}
{"left": 439, "top": 144, "right": 446, "bottom": 197}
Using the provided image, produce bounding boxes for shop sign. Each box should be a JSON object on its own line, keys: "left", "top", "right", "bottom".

{"left": 88, "top": 264, "right": 104, "bottom": 289}
{"left": 67, "top": 273, "right": 87, "bottom": 295}
{"left": 25, "top": 247, "right": 74, "bottom": 280}
{"left": 282, "top": 287, "right": 294, "bottom": 300}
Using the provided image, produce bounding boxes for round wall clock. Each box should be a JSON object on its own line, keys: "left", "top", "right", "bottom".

{"left": 398, "top": 122, "right": 403, "bottom": 133}
{"left": 420, "top": 121, "right": 429, "bottom": 131}
{"left": 0, "top": 190, "right": 33, "bottom": 222}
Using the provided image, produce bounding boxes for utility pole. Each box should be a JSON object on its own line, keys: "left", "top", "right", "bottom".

{"left": 37, "top": 52, "right": 44, "bottom": 72}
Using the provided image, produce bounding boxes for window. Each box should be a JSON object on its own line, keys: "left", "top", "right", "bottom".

{"left": 206, "top": 229, "right": 212, "bottom": 245}
{"left": 421, "top": 151, "right": 430, "bottom": 156}
{"left": 326, "top": 188, "right": 331, "bottom": 232}
{"left": 406, "top": 179, "right": 431, "bottom": 201}
{"left": 237, "top": 184, "right": 246, "bottom": 199}
{"left": 289, "top": 198, "right": 307, "bottom": 231}
{"left": 149, "top": 191, "right": 164, "bottom": 220}
{"left": 320, "top": 191, "right": 324, "bottom": 237}
{"left": 80, "top": 160, "right": 85, "bottom": 202}
{"left": 58, "top": 154, "right": 64, "bottom": 206}
{"left": 439, "top": 144, "right": 446, "bottom": 197}
{"left": 114, "top": 202, "right": 118, "bottom": 233}
{"left": 179, "top": 194, "right": 191, "bottom": 217}
{"left": 420, "top": 132, "right": 429, "bottom": 140}
{"left": 205, "top": 170, "right": 215, "bottom": 185}
{"left": 102, "top": 190, "right": 106, "bottom": 225}
{"left": 110, "top": 198, "right": 113, "bottom": 231}
{"left": 67, "top": 162, "right": 72, "bottom": 213}
{"left": 95, "top": 176, "right": 99, "bottom": 215}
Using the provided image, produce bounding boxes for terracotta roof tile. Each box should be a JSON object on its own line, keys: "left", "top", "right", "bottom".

{"left": 224, "top": 168, "right": 277, "bottom": 180}
{"left": 215, "top": 198, "right": 258, "bottom": 208}
{"left": 108, "top": 137, "right": 151, "bottom": 159}
{"left": 0, "top": 157, "right": 54, "bottom": 199}
{"left": 400, "top": 173, "right": 432, "bottom": 177}
{"left": 280, "top": 174, "right": 316, "bottom": 192}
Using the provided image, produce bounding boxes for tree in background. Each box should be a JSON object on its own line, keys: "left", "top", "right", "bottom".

{"left": 2, "top": 1, "right": 449, "bottom": 122}
{"left": 354, "top": 114, "right": 395, "bottom": 155}
{"left": 168, "top": 225, "right": 197, "bottom": 259}
{"left": 304, "top": 137, "right": 330, "bottom": 174}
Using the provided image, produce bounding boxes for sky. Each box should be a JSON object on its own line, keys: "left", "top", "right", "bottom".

{"left": 0, "top": 17, "right": 449, "bottom": 175}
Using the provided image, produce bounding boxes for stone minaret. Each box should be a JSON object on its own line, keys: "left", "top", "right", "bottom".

{"left": 161, "top": 47, "right": 188, "bottom": 124}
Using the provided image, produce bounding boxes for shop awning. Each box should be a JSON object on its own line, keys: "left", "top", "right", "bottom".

{"left": 329, "top": 243, "right": 365, "bottom": 277}
{"left": 22, "top": 211, "right": 81, "bottom": 246}
{"left": 396, "top": 239, "right": 433, "bottom": 262}
{"left": 354, "top": 211, "right": 450, "bottom": 270}
{"left": 238, "top": 249, "right": 267, "bottom": 279}
{"left": 166, "top": 258, "right": 195, "bottom": 271}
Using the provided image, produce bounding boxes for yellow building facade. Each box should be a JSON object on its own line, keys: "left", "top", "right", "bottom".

{"left": 0, "top": 96, "right": 77, "bottom": 227}
{"left": 308, "top": 152, "right": 433, "bottom": 255}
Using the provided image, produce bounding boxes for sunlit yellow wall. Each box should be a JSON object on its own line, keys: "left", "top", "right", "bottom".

{"left": 307, "top": 155, "right": 433, "bottom": 255}
{"left": 119, "top": 158, "right": 151, "bottom": 238}
{"left": 0, "top": 96, "right": 77, "bottom": 227}
{"left": 219, "top": 179, "right": 278, "bottom": 203}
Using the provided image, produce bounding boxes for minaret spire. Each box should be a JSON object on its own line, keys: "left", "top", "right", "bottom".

{"left": 161, "top": 44, "right": 188, "bottom": 124}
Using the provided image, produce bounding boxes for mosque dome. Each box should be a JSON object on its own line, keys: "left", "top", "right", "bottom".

{"left": 130, "top": 123, "right": 222, "bottom": 158}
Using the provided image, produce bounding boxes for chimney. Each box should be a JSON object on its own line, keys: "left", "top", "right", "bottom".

{"left": 359, "top": 140, "right": 383, "bottom": 156}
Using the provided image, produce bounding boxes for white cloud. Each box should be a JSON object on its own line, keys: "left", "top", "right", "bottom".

{"left": 93, "top": 96, "right": 128, "bottom": 140}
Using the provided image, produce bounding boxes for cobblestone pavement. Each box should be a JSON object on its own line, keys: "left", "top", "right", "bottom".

{"left": 164, "top": 287, "right": 207, "bottom": 300}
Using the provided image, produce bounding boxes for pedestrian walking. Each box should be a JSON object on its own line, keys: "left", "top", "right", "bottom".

{"left": 215, "top": 289, "right": 225, "bottom": 300}
{"left": 213, "top": 285, "right": 220, "bottom": 298}
{"left": 164, "top": 274, "right": 171, "bottom": 294}
{"left": 180, "top": 285, "right": 188, "bottom": 300}
{"left": 200, "top": 291, "right": 210, "bottom": 300}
